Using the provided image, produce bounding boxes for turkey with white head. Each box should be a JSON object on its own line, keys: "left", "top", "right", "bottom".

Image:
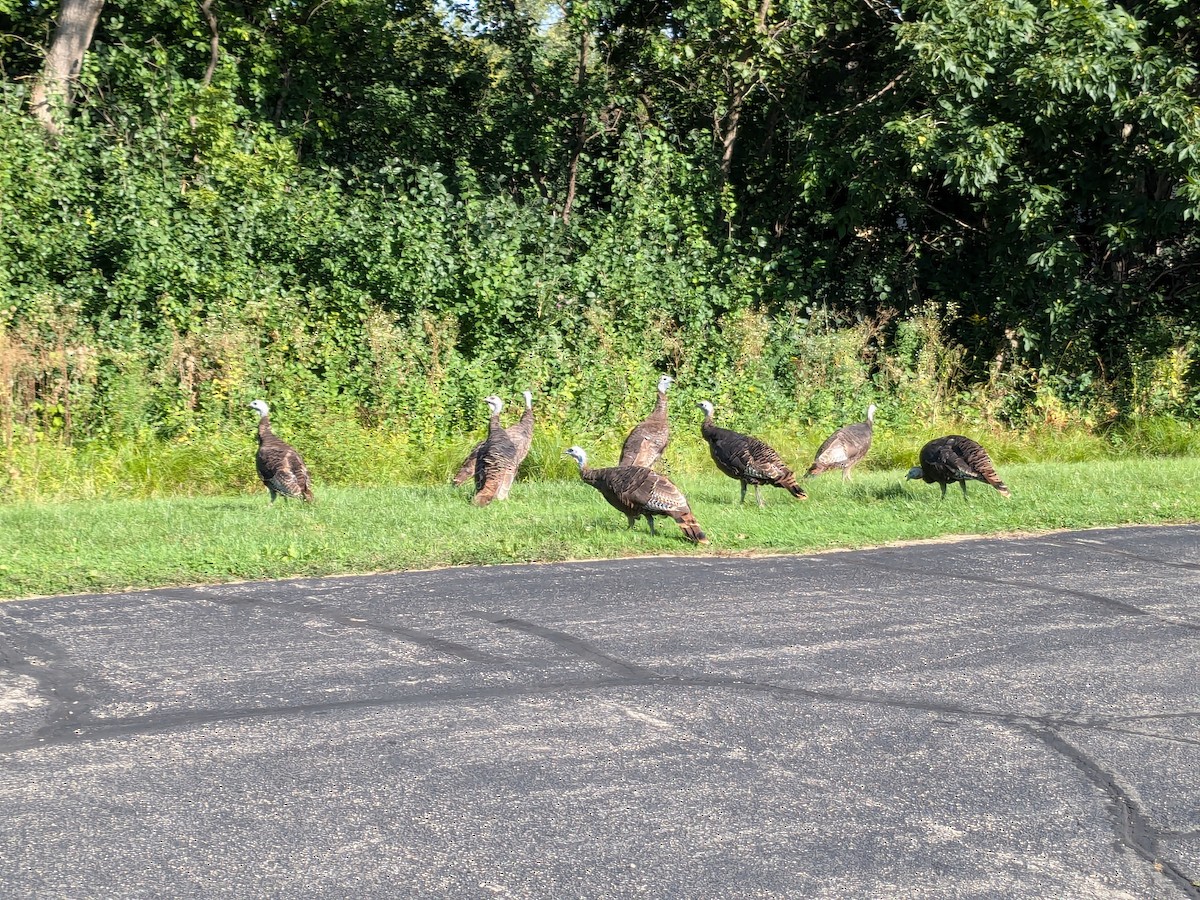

{"left": 564, "top": 446, "right": 707, "bottom": 543}
{"left": 807, "top": 404, "right": 876, "bottom": 481}
{"left": 906, "top": 435, "right": 1010, "bottom": 500}
{"left": 472, "top": 395, "right": 519, "bottom": 506}
{"left": 619, "top": 374, "right": 673, "bottom": 469}
{"left": 698, "top": 400, "right": 806, "bottom": 506}
{"left": 248, "top": 399, "right": 313, "bottom": 503}
{"left": 453, "top": 390, "right": 534, "bottom": 486}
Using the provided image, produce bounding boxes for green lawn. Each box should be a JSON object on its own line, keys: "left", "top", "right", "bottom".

{"left": 3, "top": 458, "right": 1198, "bottom": 600}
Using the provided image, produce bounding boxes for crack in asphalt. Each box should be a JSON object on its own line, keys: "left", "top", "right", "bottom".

{"left": 1023, "top": 724, "right": 1200, "bottom": 899}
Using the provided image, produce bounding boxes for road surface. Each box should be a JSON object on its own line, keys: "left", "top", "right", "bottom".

{"left": 2, "top": 525, "right": 1198, "bottom": 898}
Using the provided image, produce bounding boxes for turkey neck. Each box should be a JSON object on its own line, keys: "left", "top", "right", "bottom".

{"left": 256, "top": 416, "right": 273, "bottom": 445}
{"left": 578, "top": 465, "right": 599, "bottom": 486}
{"left": 650, "top": 391, "right": 668, "bottom": 421}
{"left": 700, "top": 411, "right": 716, "bottom": 437}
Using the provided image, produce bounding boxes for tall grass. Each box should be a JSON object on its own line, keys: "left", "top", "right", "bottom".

{"left": 3, "top": 412, "right": 1197, "bottom": 503}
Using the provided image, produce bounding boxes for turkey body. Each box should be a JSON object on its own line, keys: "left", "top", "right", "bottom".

{"left": 249, "top": 400, "right": 313, "bottom": 503}
{"left": 807, "top": 404, "right": 875, "bottom": 481}
{"left": 508, "top": 391, "right": 535, "bottom": 466}
{"left": 453, "top": 391, "right": 533, "bottom": 486}
{"left": 907, "top": 435, "right": 1011, "bottom": 499}
{"left": 565, "top": 447, "right": 706, "bottom": 543}
{"left": 698, "top": 401, "right": 806, "bottom": 506}
{"left": 472, "top": 396, "right": 520, "bottom": 506}
{"left": 619, "top": 375, "right": 672, "bottom": 469}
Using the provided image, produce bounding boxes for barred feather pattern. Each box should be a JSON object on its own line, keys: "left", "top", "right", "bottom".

{"left": 917, "top": 435, "right": 1011, "bottom": 498}
{"left": 700, "top": 412, "right": 806, "bottom": 502}
{"left": 509, "top": 401, "right": 535, "bottom": 466}
{"left": 255, "top": 417, "right": 314, "bottom": 503}
{"left": 452, "top": 440, "right": 483, "bottom": 487}
{"left": 473, "top": 411, "right": 519, "bottom": 506}
{"left": 578, "top": 462, "right": 707, "bottom": 544}
{"left": 807, "top": 418, "right": 873, "bottom": 479}
{"left": 619, "top": 389, "right": 669, "bottom": 469}
{"left": 454, "top": 394, "right": 533, "bottom": 486}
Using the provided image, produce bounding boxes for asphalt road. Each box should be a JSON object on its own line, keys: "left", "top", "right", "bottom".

{"left": 1, "top": 525, "right": 1199, "bottom": 899}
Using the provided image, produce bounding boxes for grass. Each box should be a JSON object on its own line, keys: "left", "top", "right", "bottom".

{"left": 4, "top": 415, "right": 1199, "bottom": 502}
{"left": 3, "top": 457, "right": 1199, "bottom": 601}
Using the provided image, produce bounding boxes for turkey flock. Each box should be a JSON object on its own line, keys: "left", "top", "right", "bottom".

{"left": 245, "top": 379, "right": 1011, "bottom": 544}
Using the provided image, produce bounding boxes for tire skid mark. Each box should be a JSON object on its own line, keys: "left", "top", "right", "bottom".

{"left": 2, "top": 670, "right": 1194, "bottom": 894}
{"left": 845, "top": 559, "right": 1200, "bottom": 633}
{"left": 0, "top": 669, "right": 1178, "bottom": 758}
{"left": 468, "top": 612, "right": 658, "bottom": 679}
{"left": 1091, "top": 710, "right": 1200, "bottom": 725}
{"left": 1023, "top": 724, "right": 1200, "bottom": 899}
{"left": 0, "top": 619, "right": 96, "bottom": 739}
{"left": 1046, "top": 539, "right": 1200, "bottom": 573}
{"left": 1162, "top": 828, "right": 1200, "bottom": 840}
{"left": 196, "top": 594, "right": 510, "bottom": 665}
{"left": 0, "top": 676, "right": 638, "bottom": 754}
{"left": 1084, "top": 724, "right": 1200, "bottom": 749}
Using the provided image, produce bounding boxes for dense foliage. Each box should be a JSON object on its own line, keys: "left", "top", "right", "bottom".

{"left": 1, "top": 0, "right": 1198, "bottom": 463}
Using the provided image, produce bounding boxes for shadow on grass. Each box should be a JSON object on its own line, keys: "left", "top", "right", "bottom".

{"left": 865, "top": 482, "right": 912, "bottom": 501}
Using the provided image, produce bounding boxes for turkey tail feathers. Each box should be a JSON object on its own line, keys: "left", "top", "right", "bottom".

{"left": 961, "top": 441, "right": 1011, "bottom": 497}
{"left": 472, "top": 479, "right": 501, "bottom": 506}
{"left": 674, "top": 512, "right": 708, "bottom": 544}
{"left": 782, "top": 474, "right": 808, "bottom": 500}
{"left": 452, "top": 443, "right": 481, "bottom": 486}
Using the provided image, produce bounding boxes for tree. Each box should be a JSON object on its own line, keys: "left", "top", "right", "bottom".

{"left": 28, "top": 0, "right": 105, "bottom": 133}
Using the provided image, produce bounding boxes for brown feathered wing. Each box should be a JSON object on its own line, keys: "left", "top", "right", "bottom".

{"left": 619, "top": 391, "right": 669, "bottom": 469}
{"left": 509, "top": 403, "right": 534, "bottom": 467}
{"left": 701, "top": 418, "right": 806, "bottom": 499}
{"left": 921, "top": 435, "right": 1010, "bottom": 497}
{"left": 473, "top": 416, "right": 519, "bottom": 506}
{"left": 581, "top": 464, "right": 706, "bottom": 543}
{"left": 255, "top": 419, "right": 314, "bottom": 502}
{"left": 808, "top": 419, "right": 873, "bottom": 478}
{"left": 456, "top": 402, "right": 532, "bottom": 486}
{"left": 452, "top": 441, "right": 483, "bottom": 486}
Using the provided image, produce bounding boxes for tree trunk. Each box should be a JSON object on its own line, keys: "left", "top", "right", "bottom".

{"left": 561, "top": 30, "right": 590, "bottom": 225}
{"left": 28, "top": 0, "right": 106, "bottom": 134}
{"left": 199, "top": 0, "right": 219, "bottom": 87}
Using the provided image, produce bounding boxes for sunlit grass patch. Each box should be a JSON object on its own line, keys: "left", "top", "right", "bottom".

{"left": 2, "top": 458, "right": 1198, "bottom": 600}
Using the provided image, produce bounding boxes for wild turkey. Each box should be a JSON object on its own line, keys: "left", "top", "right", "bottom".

{"left": 472, "top": 395, "right": 520, "bottom": 506}
{"left": 509, "top": 390, "right": 535, "bottom": 467}
{"left": 248, "top": 399, "right": 314, "bottom": 503}
{"left": 451, "top": 440, "right": 482, "bottom": 487}
{"left": 906, "top": 435, "right": 1011, "bottom": 499}
{"left": 698, "top": 400, "right": 806, "bottom": 506}
{"left": 452, "top": 390, "right": 534, "bottom": 486}
{"left": 807, "top": 404, "right": 877, "bottom": 481}
{"left": 619, "top": 374, "right": 673, "bottom": 468}
{"left": 564, "top": 446, "right": 707, "bottom": 544}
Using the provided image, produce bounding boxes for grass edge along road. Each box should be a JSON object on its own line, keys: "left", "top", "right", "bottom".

{"left": 3, "top": 457, "right": 1199, "bottom": 601}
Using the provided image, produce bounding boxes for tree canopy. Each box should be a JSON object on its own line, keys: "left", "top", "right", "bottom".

{"left": 1, "top": 0, "right": 1198, "bottom": 445}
